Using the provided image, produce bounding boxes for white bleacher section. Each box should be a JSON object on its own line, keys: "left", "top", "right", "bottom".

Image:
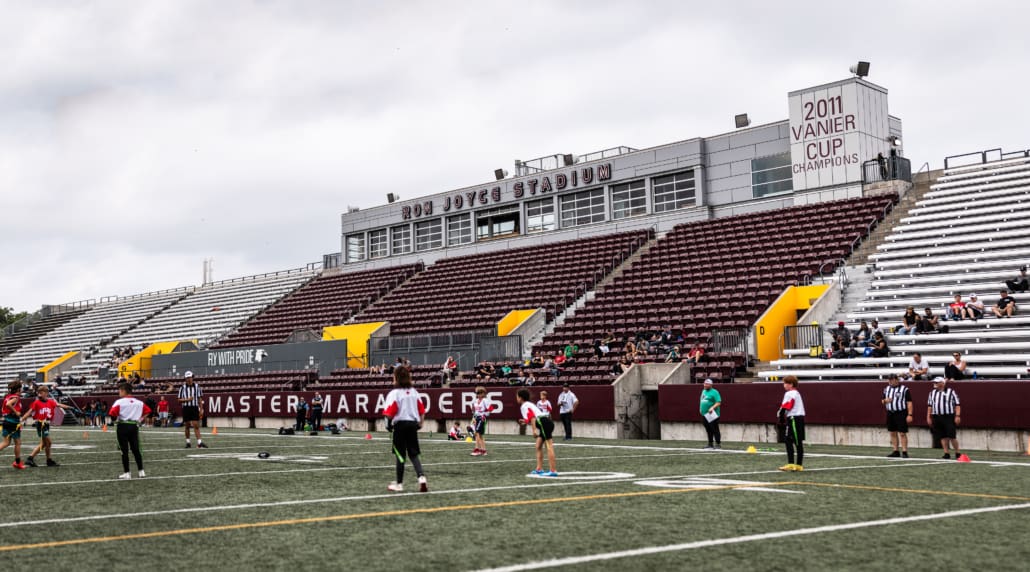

{"left": 761, "top": 153, "right": 1030, "bottom": 380}
{"left": 67, "top": 268, "right": 317, "bottom": 384}
{"left": 0, "top": 289, "right": 189, "bottom": 379}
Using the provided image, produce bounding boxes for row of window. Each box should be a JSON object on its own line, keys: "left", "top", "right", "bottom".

{"left": 346, "top": 169, "right": 706, "bottom": 262}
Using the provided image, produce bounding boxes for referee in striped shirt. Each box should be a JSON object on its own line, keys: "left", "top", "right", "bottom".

{"left": 881, "top": 374, "right": 912, "bottom": 458}
{"left": 178, "top": 372, "right": 208, "bottom": 449}
{"left": 927, "top": 377, "right": 961, "bottom": 460}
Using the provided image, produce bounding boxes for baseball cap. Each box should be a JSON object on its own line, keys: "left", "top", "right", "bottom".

{"left": 703, "top": 378, "right": 714, "bottom": 385}
{"left": 837, "top": 321, "right": 845, "bottom": 326}
{"left": 184, "top": 371, "right": 194, "bottom": 378}
{"left": 969, "top": 293, "right": 977, "bottom": 298}
{"left": 932, "top": 376, "right": 945, "bottom": 383}
{"left": 562, "top": 382, "right": 570, "bottom": 387}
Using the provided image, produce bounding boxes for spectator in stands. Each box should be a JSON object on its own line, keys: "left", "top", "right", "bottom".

{"left": 601, "top": 330, "right": 616, "bottom": 351}
{"left": 965, "top": 293, "right": 985, "bottom": 321}
{"left": 665, "top": 345, "right": 681, "bottom": 363}
{"left": 908, "top": 352, "right": 930, "bottom": 381}
{"left": 853, "top": 320, "right": 871, "bottom": 345}
{"left": 553, "top": 352, "right": 567, "bottom": 374}
{"left": 919, "top": 308, "right": 940, "bottom": 334}
{"left": 685, "top": 343, "right": 705, "bottom": 365}
{"left": 830, "top": 336, "right": 849, "bottom": 359}
{"left": 443, "top": 356, "right": 458, "bottom": 382}
{"left": 1005, "top": 265, "right": 1029, "bottom": 293}
{"left": 474, "top": 363, "right": 494, "bottom": 381}
{"left": 831, "top": 321, "right": 851, "bottom": 345}
{"left": 869, "top": 319, "right": 884, "bottom": 341}
{"left": 522, "top": 370, "right": 537, "bottom": 386}
{"left": 610, "top": 360, "right": 626, "bottom": 377}
{"left": 530, "top": 353, "right": 545, "bottom": 369}
{"left": 993, "top": 289, "right": 1018, "bottom": 318}
{"left": 637, "top": 337, "right": 651, "bottom": 356}
{"left": 563, "top": 343, "right": 579, "bottom": 362}
{"left": 623, "top": 338, "right": 637, "bottom": 359}
{"left": 944, "top": 353, "right": 967, "bottom": 381}
{"left": 947, "top": 294, "right": 967, "bottom": 321}
{"left": 897, "top": 307, "right": 920, "bottom": 335}
{"left": 498, "top": 362, "right": 514, "bottom": 380}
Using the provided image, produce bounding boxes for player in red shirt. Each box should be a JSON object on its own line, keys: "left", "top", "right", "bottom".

{"left": 0, "top": 380, "right": 26, "bottom": 469}
{"left": 20, "top": 385, "right": 73, "bottom": 467}
{"left": 157, "top": 395, "right": 170, "bottom": 427}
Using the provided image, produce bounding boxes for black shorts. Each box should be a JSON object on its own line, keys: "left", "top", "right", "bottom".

{"left": 886, "top": 410, "right": 909, "bottom": 433}
{"left": 932, "top": 414, "right": 957, "bottom": 439}
{"left": 785, "top": 416, "right": 806, "bottom": 442}
{"left": 533, "top": 417, "right": 555, "bottom": 441}
{"left": 391, "top": 420, "right": 421, "bottom": 460}
{"left": 472, "top": 416, "right": 487, "bottom": 436}
{"left": 182, "top": 406, "right": 200, "bottom": 423}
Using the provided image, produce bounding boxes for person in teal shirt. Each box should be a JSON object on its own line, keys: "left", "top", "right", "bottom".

{"left": 699, "top": 378, "right": 722, "bottom": 450}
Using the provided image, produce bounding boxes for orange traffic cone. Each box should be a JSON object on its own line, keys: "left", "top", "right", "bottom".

{"left": 956, "top": 453, "right": 971, "bottom": 463}
{"left": 82, "top": 432, "right": 89, "bottom": 440}
{"left": 364, "top": 433, "right": 373, "bottom": 440}
{"left": 212, "top": 426, "right": 219, "bottom": 435}
{"left": 102, "top": 424, "right": 108, "bottom": 432}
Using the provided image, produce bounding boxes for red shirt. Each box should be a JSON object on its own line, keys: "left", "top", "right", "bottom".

{"left": 1, "top": 393, "right": 21, "bottom": 416}
{"left": 29, "top": 398, "right": 58, "bottom": 422}
{"left": 158, "top": 400, "right": 169, "bottom": 413}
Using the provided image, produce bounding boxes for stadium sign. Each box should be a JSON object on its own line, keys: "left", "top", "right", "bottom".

{"left": 149, "top": 339, "right": 350, "bottom": 378}
{"left": 401, "top": 163, "right": 613, "bottom": 219}
{"left": 788, "top": 78, "right": 891, "bottom": 192}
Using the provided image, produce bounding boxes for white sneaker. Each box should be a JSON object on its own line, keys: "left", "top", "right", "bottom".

{"left": 387, "top": 482, "right": 403, "bottom": 492}
{"left": 118, "top": 472, "right": 131, "bottom": 480}
{"left": 418, "top": 475, "right": 428, "bottom": 492}
{"left": 138, "top": 470, "right": 146, "bottom": 478}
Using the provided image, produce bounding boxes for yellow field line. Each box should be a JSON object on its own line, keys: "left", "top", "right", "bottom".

{"left": 0, "top": 484, "right": 760, "bottom": 553}
{"left": 789, "top": 481, "right": 1030, "bottom": 502}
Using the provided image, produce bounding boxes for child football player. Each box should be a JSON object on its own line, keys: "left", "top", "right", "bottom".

{"left": 109, "top": 382, "right": 151, "bottom": 479}
{"left": 0, "top": 381, "right": 26, "bottom": 469}
{"left": 21, "top": 385, "right": 73, "bottom": 467}
{"left": 536, "top": 390, "right": 553, "bottom": 419}
{"left": 516, "top": 389, "right": 557, "bottom": 477}
{"left": 382, "top": 367, "right": 428, "bottom": 492}
{"left": 470, "top": 386, "right": 496, "bottom": 456}
{"left": 778, "top": 375, "right": 806, "bottom": 472}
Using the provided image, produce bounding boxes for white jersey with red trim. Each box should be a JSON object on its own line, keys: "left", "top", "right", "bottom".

{"left": 535, "top": 399, "right": 552, "bottom": 417}
{"left": 472, "top": 397, "right": 494, "bottom": 419}
{"left": 520, "top": 401, "right": 544, "bottom": 423}
{"left": 383, "top": 388, "right": 425, "bottom": 422}
{"left": 109, "top": 397, "right": 151, "bottom": 422}
{"left": 780, "top": 389, "right": 806, "bottom": 417}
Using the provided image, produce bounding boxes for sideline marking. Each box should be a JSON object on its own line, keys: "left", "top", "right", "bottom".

{"left": 474, "top": 502, "right": 1030, "bottom": 571}
{"left": 0, "top": 462, "right": 938, "bottom": 529}
{"left": 526, "top": 471, "right": 635, "bottom": 481}
{"left": 635, "top": 477, "right": 803, "bottom": 495}
{"left": 0, "top": 486, "right": 756, "bottom": 552}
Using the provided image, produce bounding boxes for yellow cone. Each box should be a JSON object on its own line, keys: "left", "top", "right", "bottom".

{"left": 465, "top": 436, "right": 473, "bottom": 443}
{"left": 746, "top": 445, "right": 757, "bottom": 454}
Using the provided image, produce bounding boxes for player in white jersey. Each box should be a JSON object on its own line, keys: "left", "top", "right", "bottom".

{"left": 470, "top": 386, "right": 496, "bottom": 456}
{"left": 382, "top": 367, "right": 428, "bottom": 492}
{"left": 777, "top": 375, "right": 806, "bottom": 472}
{"left": 108, "top": 382, "right": 151, "bottom": 479}
{"left": 517, "top": 389, "right": 557, "bottom": 477}
{"left": 536, "top": 391, "right": 553, "bottom": 418}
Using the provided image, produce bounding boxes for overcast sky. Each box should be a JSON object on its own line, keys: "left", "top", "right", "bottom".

{"left": 2, "top": 1, "right": 1027, "bottom": 312}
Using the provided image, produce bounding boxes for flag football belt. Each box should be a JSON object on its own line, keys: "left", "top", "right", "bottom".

{"left": 117, "top": 420, "right": 138, "bottom": 425}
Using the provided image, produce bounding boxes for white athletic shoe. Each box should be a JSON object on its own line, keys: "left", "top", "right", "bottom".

{"left": 118, "top": 472, "right": 131, "bottom": 480}
{"left": 138, "top": 470, "right": 146, "bottom": 478}
{"left": 418, "top": 475, "right": 428, "bottom": 492}
{"left": 387, "top": 482, "right": 403, "bottom": 492}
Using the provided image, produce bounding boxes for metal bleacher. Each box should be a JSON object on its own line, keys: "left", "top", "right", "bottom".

{"left": 761, "top": 150, "right": 1030, "bottom": 380}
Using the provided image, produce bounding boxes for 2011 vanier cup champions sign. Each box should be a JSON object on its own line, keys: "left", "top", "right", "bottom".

{"left": 788, "top": 78, "right": 890, "bottom": 191}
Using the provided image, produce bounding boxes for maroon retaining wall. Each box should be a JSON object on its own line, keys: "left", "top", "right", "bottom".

{"left": 659, "top": 381, "right": 1030, "bottom": 429}
{"left": 74, "top": 385, "right": 616, "bottom": 421}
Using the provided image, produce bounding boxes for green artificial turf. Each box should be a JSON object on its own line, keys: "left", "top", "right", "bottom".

{"left": 2, "top": 427, "right": 1028, "bottom": 571}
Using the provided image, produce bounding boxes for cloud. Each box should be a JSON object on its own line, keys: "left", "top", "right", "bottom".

{"left": 2, "top": 1, "right": 1028, "bottom": 311}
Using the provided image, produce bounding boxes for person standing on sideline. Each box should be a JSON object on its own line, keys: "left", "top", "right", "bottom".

{"left": 21, "top": 385, "right": 73, "bottom": 467}
{"left": 109, "top": 382, "right": 151, "bottom": 479}
{"left": 157, "top": 395, "right": 170, "bottom": 427}
{"left": 0, "top": 380, "right": 26, "bottom": 469}
{"left": 557, "top": 383, "right": 579, "bottom": 441}
{"left": 177, "top": 372, "right": 207, "bottom": 448}
{"left": 536, "top": 391, "right": 553, "bottom": 419}
{"left": 699, "top": 378, "right": 722, "bottom": 450}
{"left": 295, "top": 397, "right": 308, "bottom": 431}
{"left": 777, "top": 376, "right": 806, "bottom": 472}
{"left": 881, "top": 374, "right": 912, "bottom": 458}
{"left": 383, "top": 367, "right": 428, "bottom": 492}
{"left": 927, "top": 377, "right": 962, "bottom": 460}
{"left": 310, "top": 393, "right": 324, "bottom": 430}
{"left": 517, "top": 389, "right": 558, "bottom": 477}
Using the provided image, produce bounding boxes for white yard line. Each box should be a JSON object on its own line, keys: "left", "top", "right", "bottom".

{"left": 0, "top": 460, "right": 937, "bottom": 527}
{"left": 474, "top": 503, "right": 1030, "bottom": 571}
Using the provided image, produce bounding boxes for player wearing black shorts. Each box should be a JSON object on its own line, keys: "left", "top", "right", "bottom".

{"left": 517, "top": 389, "right": 558, "bottom": 477}
{"left": 881, "top": 374, "right": 912, "bottom": 458}
{"left": 927, "top": 377, "right": 962, "bottom": 460}
{"left": 177, "top": 372, "right": 207, "bottom": 448}
{"left": 382, "top": 367, "right": 428, "bottom": 493}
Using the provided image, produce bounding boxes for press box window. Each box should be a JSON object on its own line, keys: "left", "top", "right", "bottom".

{"left": 611, "top": 179, "right": 647, "bottom": 219}
{"left": 447, "top": 214, "right": 473, "bottom": 246}
{"left": 391, "top": 225, "right": 411, "bottom": 255}
{"left": 651, "top": 171, "right": 695, "bottom": 213}
{"left": 752, "top": 153, "right": 793, "bottom": 198}
{"left": 559, "top": 188, "right": 605, "bottom": 228}
{"left": 525, "top": 198, "right": 556, "bottom": 233}
{"left": 476, "top": 205, "right": 520, "bottom": 240}
{"left": 368, "top": 228, "right": 388, "bottom": 259}
{"left": 345, "top": 234, "right": 366, "bottom": 263}
{"left": 415, "top": 218, "right": 443, "bottom": 251}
